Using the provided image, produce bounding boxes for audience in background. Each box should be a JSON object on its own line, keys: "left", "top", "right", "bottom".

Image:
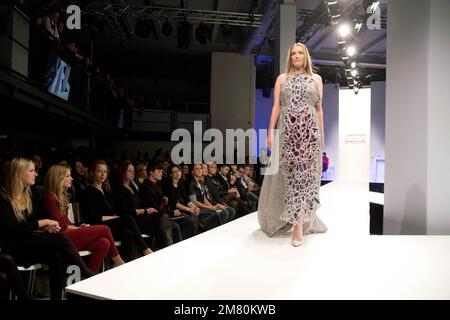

{"left": 0, "top": 158, "right": 95, "bottom": 300}
{"left": 42, "top": 164, "right": 125, "bottom": 272}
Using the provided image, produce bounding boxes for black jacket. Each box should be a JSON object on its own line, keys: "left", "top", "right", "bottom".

{"left": 0, "top": 188, "right": 43, "bottom": 253}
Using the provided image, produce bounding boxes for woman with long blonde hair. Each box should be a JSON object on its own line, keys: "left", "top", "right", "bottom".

{"left": 42, "top": 164, "right": 125, "bottom": 272}
{"left": 0, "top": 158, "right": 95, "bottom": 300}
{"left": 258, "top": 43, "right": 328, "bottom": 246}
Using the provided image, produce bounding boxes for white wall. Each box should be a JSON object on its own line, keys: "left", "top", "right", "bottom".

{"left": 385, "top": 0, "right": 450, "bottom": 235}
{"left": 338, "top": 88, "right": 371, "bottom": 182}
{"left": 370, "top": 81, "right": 386, "bottom": 182}
{"left": 322, "top": 83, "right": 339, "bottom": 180}
{"left": 210, "top": 52, "right": 255, "bottom": 162}
{"left": 427, "top": 0, "right": 450, "bottom": 234}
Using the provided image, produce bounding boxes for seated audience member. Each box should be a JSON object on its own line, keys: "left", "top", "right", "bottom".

{"left": 220, "top": 164, "right": 258, "bottom": 213}
{"left": 0, "top": 158, "right": 94, "bottom": 300}
{"left": 236, "top": 165, "right": 260, "bottom": 211}
{"left": 202, "top": 163, "right": 237, "bottom": 222}
{"left": 204, "top": 163, "right": 244, "bottom": 219}
{"left": 80, "top": 161, "right": 155, "bottom": 257}
{"left": 243, "top": 165, "right": 261, "bottom": 195}
{"left": 116, "top": 160, "right": 178, "bottom": 251}
{"left": 133, "top": 162, "right": 147, "bottom": 191}
{"left": 163, "top": 164, "right": 200, "bottom": 236}
{"left": 42, "top": 164, "right": 125, "bottom": 272}
{"left": 72, "top": 160, "right": 88, "bottom": 197}
{"left": 140, "top": 162, "right": 195, "bottom": 242}
{"left": 187, "top": 164, "right": 228, "bottom": 231}
{"left": 181, "top": 164, "right": 191, "bottom": 182}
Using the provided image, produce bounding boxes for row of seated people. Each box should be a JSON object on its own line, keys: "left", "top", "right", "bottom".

{"left": 0, "top": 158, "right": 259, "bottom": 299}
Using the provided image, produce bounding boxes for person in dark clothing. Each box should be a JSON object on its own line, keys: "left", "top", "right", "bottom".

{"left": 72, "top": 160, "right": 88, "bottom": 201}
{"left": 163, "top": 164, "right": 200, "bottom": 236}
{"left": 116, "top": 160, "right": 171, "bottom": 254}
{"left": 215, "top": 164, "right": 251, "bottom": 218}
{"left": 80, "top": 160, "right": 154, "bottom": 259}
{"left": 0, "top": 253, "right": 33, "bottom": 300}
{"left": 140, "top": 162, "right": 195, "bottom": 242}
{"left": 187, "top": 164, "right": 228, "bottom": 232}
{"left": 204, "top": 163, "right": 244, "bottom": 219}
{"left": 0, "top": 158, "right": 95, "bottom": 300}
{"left": 28, "top": 16, "right": 50, "bottom": 86}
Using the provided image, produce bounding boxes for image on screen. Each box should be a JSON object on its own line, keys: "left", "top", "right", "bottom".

{"left": 43, "top": 55, "right": 71, "bottom": 101}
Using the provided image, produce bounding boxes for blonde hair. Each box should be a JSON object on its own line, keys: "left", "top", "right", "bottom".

{"left": 4, "top": 158, "right": 34, "bottom": 221}
{"left": 44, "top": 164, "right": 70, "bottom": 215}
{"left": 285, "top": 43, "right": 314, "bottom": 76}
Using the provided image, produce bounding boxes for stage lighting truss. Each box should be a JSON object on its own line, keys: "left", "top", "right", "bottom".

{"left": 296, "top": 2, "right": 329, "bottom": 44}
{"left": 82, "top": 3, "right": 263, "bottom": 28}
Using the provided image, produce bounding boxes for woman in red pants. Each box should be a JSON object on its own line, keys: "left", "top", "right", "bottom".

{"left": 42, "top": 164, "right": 125, "bottom": 272}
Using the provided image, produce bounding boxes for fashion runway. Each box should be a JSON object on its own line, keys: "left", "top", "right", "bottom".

{"left": 66, "top": 181, "right": 450, "bottom": 299}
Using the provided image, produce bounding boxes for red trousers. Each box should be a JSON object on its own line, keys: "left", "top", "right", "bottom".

{"left": 65, "top": 225, "right": 119, "bottom": 272}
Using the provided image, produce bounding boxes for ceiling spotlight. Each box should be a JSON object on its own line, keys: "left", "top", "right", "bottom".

{"left": 161, "top": 19, "right": 173, "bottom": 37}
{"left": 351, "top": 69, "right": 358, "bottom": 77}
{"left": 354, "top": 22, "right": 363, "bottom": 34}
{"left": 347, "top": 45, "right": 356, "bottom": 56}
{"left": 177, "top": 18, "right": 192, "bottom": 48}
{"left": 326, "top": 0, "right": 341, "bottom": 24}
{"left": 351, "top": 61, "right": 356, "bottom": 68}
{"left": 135, "top": 20, "right": 152, "bottom": 38}
{"left": 338, "top": 24, "right": 351, "bottom": 38}
{"left": 195, "top": 23, "right": 209, "bottom": 45}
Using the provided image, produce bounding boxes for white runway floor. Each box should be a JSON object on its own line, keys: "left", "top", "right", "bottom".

{"left": 66, "top": 181, "right": 450, "bottom": 300}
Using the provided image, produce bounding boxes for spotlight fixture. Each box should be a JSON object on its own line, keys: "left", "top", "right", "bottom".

{"left": 354, "top": 22, "right": 363, "bottom": 35}
{"left": 195, "top": 23, "right": 209, "bottom": 45}
{"left": 338, "top": 24, "right": 351, "bottom": 38}
{"left": 347, "top": 45, "right": 356, "bottom": 56}
{"left": 354, "top": 86, "right": 359, "bottom": 94}
{"left": 135, "top": 19, "right": 152, "bottom": 38}
{"left": 177, "top": 17, "right": 192, "bottom": 48}
{"left": 327, "top": 1, "right": 341, "bottom": 19}
{"left": 351, "top": 61, "right": 356, "bottom": 68}
{"left": 351, "top": 69, "right": 358, "bottom": 77}
{"left": 161, "top": 19, "right": 173, "bottom": 37}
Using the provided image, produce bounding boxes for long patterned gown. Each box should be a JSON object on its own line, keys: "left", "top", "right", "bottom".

{"left": 258, "top": 73, "right": 328, "bottom": 237}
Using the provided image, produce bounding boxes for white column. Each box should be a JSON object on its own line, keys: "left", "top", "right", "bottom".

{"left": 275, "top": 2, "right": 296, "bottom": 75}
{"left": 210, "top": 52, "right": 255, "bottom": 162}
{"left": 427, "top": 0, "right": 450, "bottom": 234}
{"left": 384, "top": 0, "right": 450, "bottom": 234}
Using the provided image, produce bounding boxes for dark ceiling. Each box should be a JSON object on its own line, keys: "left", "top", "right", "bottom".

{"left": 29, "top": 0, "right": 386, "bottom": 87}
